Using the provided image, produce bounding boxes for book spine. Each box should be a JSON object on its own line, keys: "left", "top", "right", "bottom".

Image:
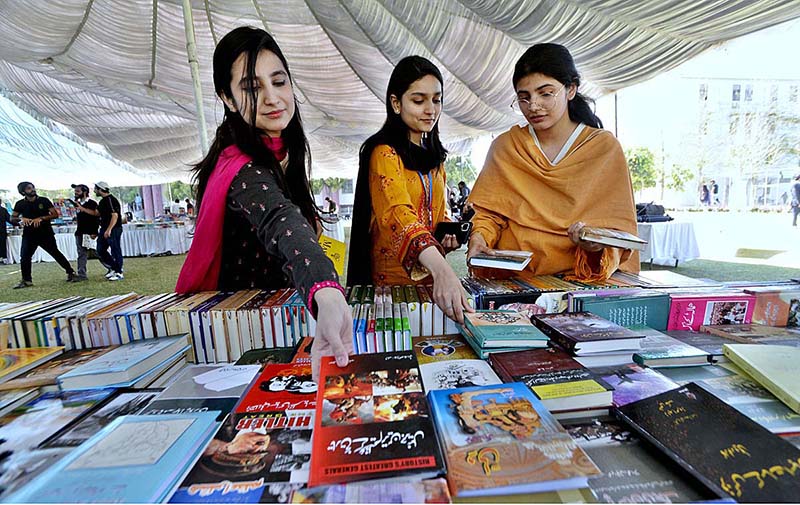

{"left": 366, "top": 304, "right": 377, "bottom": 354}
{"left": 393, "top": 302, "right": 403, "bottom": 352}
{"left": 400, "top": 303, "right": 412, "bottom": 351}
{"left": 189, "top": 311, "right": 206, "bottom": 363}
{"left": 374, "top": 303, "right": 385, "bottom": 353}
{"left": 225, "top": 309, "right": 243, "bottom": 362}
{"left": 260, "top": 307, "right": 275, "bottom": 348}
{"left": 404, "top": 285, "right": 421, "bottom": 337}
{"left": 416, "top": 285, "right": 433, "bottom": 337}
{"left": 201, "top": 311, "right": 216, "bottom": 363}
{"left": 210, "top": 310, "right": 229, "bottom": 363}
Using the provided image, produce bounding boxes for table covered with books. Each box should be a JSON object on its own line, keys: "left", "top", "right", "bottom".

{"left": 1, "top": 273, "right": 800, "bottom": 503}
{"left": 4, "top": 222, "right": 191, "bottom": 264}
{"left": 637, "top": 221, "right": 700, "bottom": 267}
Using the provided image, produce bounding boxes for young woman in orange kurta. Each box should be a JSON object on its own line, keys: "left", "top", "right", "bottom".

{"left": 348, "top": 56, "right": 472, "bottom": 323}
{"left": 467, "top": 43, "right": 638, "bottom": 282}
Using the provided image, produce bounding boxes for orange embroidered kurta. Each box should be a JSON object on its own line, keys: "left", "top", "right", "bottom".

{"left": 470, "top": 125, "right": 639, "bottom": 280}
{"left": 368, "top": 145, "right": 447, "bottom": 285}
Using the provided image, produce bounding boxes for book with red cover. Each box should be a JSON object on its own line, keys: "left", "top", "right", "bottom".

{"left": 489, "top": 348, "right": 613, "bottom": 413}
{"left": 666, "top": 292, "right": 756, "bottom": 331}
{"left": 532, "top": 312, "right": 644, "bottom": 355}
{"left": 308, "top": 351, "right": 444, "bottom": 487}
{"left": 234, "top": 363, "right": 316, "bottom": 416}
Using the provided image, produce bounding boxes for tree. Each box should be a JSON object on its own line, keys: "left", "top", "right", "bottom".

{"left": 663, "top": 163, "right": 695, "bottom": 193}
{"left": 444, "top": 155, "right": 477, "bottom": 188}
{"left": 626, "top": 147, "right": 658, "bottom": 195}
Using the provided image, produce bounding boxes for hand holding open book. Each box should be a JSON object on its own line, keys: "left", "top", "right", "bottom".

{"left": 578, "top": 225, "right": 647, "bottom": 251}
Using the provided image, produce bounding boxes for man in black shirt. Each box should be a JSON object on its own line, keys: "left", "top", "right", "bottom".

{"left": 94, "top": 181, "right": 124, "bottom": 281}
{"left": 11, "top": 182, "right": 76, "bottom": 288}
{"left": 70, "top": 184, "right": 100, "bottom": 281}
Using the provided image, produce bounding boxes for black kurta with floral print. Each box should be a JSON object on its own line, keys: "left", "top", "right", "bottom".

{"left": 218, "top": 162, "right": 339, "bottom": 307}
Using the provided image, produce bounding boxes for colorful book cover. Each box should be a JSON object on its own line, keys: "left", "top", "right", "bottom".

{"left": 591, "top": 363, "right": 679, "bottom": 407}
{"left": 0, "top": 347, "right": 64, "bottom": 384}
{"left": 0, "top": 347, "right": 114, "bottom": 391}
{"left": 419, "top": 359, "right": 502, "bottom": 391}
{"left": 234, "top": 363, "right": 316, "bottom": 416}
{"left": 532, "top": 312, "right": 644, "bottom": 355}
{"left": 463, "top": 310, "right": 548, "bottom": 346}
{"left": 40, "top": 388, "right": 161, "bottom": 448}
{"left": 696, "top": 372, "right": 800, "bottom": 434}
{"left": 723, "top": 344, "right": 800, "bottom": 414}
{"left": 308, "top": 351, "right": 444, "bottom": 487}
{"left": 428, "top": 382, "right": 600, "bottom": 497}
{"left": 7, "top": 412, "right": 220, "bottom": 504}
{"left": 169, "top": 410, "right": 313, "bottom": 504}
{"left": 616, "top": 382, "right": 800, "bottom": 502}
{"left": 700, "top": 323, "right": 800, "bottom": 343}
{"left": 489, "top": 348, "right": 614, "bottom": 412}
{"left": 564, "top": 418, "right": 716, "bottom": 503}
{"left": 411, "top": 334, "right": 478, "bottom": 364}
{"left": 744, "top": 288, "right": 800, "bottom": 327}
{"left": 667, "top": 294, "right": 756, "bottom": 331}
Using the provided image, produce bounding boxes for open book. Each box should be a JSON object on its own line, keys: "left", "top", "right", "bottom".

{"left": 579, "top": 226, "right": 647, "bottom": 251}
{"left": 468, "top": 250, "right": 532, "bottom": 271}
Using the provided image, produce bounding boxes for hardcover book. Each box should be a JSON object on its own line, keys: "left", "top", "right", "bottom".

{"left": 308, "top": 351, "right": 444, "bottom": 487}
{"left": 578, "top": 226, "right": 647, "bottom": 251}
{"left": 723, "top": 344, "right": 800, "bottom": 414}
{"left": 700, "top": 323, "right": 800, "bottom": 345}
{"left": 532, "top": 312, "right": 644, "bottom": 355}
{"left": 428, "top": 382, "right": 600, "bottom": 497}
{"left": 40, "top": 388, "right": 161, "bottom": 448}
{"left": 463, "top": 310, "right": 549, "bottom": 348}
{"left": 0, "top": 347, "right": 116, "bottom": 391}
{"left": 665, "top": 330, "right": 733, "bottom": 363}
{"left": 667, "top": 293, "right": 756, "bottom": 331}
{"left": 234, "top": 363, "right": 316, "bottom": 416}
{"left": 564, "top": 418, "right": 716, "bottom": 503}
{"left": 743, "top": 287, "right": 800, "bottom": 327}
{"left": 7, "top": 412, "right": 220, "bottom": 504}
{"left": 490, "top": 348, "right": 614, "bottom": 413}
{"left": 0, "top": 387, "right": 39, "bottom": 417}
{"left": 419, "top": 359, "right": 502, "bottom": 391}
{"left": 573, "top": 290, "right": 670, "bottom": 331}
{"left": 0, "top": 347, "right": 64, "bottom": 385}
{"left": 467, "top": 250, "right": 533, "bottom": 271}
{"left": 169, "top": 410, "right": 313, "bottom": 503}
{"left": 57, "top": 335, "right": 190, "bottom": 390}
{"left": 591, "top": 363, "right": 679, "bottom": 407}
{"left": 632, "top": 327, "right": 710, "bottom": 367}
{"left": 616, "top": 382, "right": 800, "bottom": 502}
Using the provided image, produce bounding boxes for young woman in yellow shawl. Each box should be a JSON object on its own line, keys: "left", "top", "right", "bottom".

{"left": 467, "top": 43, "right": 639, "bottom": 282}
{"left": 348, "top": 56, "right": 473, "bottom": 323}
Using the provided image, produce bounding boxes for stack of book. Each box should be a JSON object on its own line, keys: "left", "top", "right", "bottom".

{"left": 459, "top": 310, "right": 549, "bottom": 359}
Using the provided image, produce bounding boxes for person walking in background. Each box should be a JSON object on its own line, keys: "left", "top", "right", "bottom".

{"left": 94, "top": 181, "right": 124, "bottom": 281}
{"left": 70, "top": 183, "right": 100, "bottom": 281}
{"left": 11, "top": 182, "right": 76, "bottom": 288}
{"left": 699, "top": 184, "right": 710, "bottom": 206}
{"left": 791, "top": 173, "right": 800, "bottom": 227}
{"left": 0, "top": 198, "right": 11, "bottom": 265}
{"left": 710, "top": 179, "right": 720, "bottom": 206}
{"left": 185, "top": 198, "right": 194, "bottom": 216}
{"left": 324, "top": 196, "right": 337, "bottom": 215}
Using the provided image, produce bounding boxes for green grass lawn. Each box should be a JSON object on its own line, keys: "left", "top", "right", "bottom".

{"left": 2, "top": 252, "right": 797, "bottom": 304}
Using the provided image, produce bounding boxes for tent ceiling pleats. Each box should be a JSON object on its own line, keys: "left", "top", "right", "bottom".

{"left": 0, "top": 0, "right": 798, "bottom": 180}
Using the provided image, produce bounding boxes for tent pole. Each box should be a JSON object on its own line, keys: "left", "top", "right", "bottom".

{"left": 180, "top": 0, "right": 210, "bottom": 153}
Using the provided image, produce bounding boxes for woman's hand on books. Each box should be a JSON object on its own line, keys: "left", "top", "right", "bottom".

{"left": 466, "top": 232, "right": 494, "bottom": 261}
{"left": 567, "top": 221, "right": 604, "bottom": 252}
{"left": 311, "top": 287, "right": 354, "bottom": 382}
{"left": 419, "top": 247, "right": 473, "bottom": 324}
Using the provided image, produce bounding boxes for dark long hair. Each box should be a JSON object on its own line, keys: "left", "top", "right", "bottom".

{"left": 192, "top": 26, "right": 318, "bottom": 227}
{"left": 347, "top": 56, "right": 448, "bottom": 287}
{"left": 513, "top": 43, "right": 602, "bottom": 129}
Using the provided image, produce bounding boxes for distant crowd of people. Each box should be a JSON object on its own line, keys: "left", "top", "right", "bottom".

{"left": 3, "top": 181, "right": 125, "bottom": 288}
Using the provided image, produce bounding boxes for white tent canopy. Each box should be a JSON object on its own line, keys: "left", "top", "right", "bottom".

{"left": 1, "top": 0, "right": 798, "bottom": 181}
{"left": 0, "top": 94, "right": 159, "bottom": 190}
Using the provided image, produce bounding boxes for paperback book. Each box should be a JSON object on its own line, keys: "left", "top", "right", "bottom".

{"left": 532, "top": 312, "right": 644, "bottom": 355}
{"left": 462, "top": 310, "right": 549, "bottom": 348}
{"left": 467, "top": 250, "right": 533, "bottom": 271}
{"left": 419, "top": 359, "right": 502, "bottom": 391}
{"left": 578, "top": 226, "right": 647, "bottom": 251}
{"left": 308, "top": 351, "right": 444, "bottom": 487}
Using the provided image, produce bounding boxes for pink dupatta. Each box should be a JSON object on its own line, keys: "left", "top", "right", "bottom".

{"left": 175, "top": 137, "right": 286, "bottom": 293}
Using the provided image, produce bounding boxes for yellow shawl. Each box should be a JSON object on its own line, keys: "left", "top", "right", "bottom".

{"left": 470, "top": 124, "right": 638, "bottom": 281}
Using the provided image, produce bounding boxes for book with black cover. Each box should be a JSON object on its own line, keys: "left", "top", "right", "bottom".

{"left": 308, "top": 351, "right": 444, "bottom": 487}
{"left": 532, "top": 312, "right": 644, "bottom": 355}
{"left": 616, "top": 382, "right": 800, "bottom": 502}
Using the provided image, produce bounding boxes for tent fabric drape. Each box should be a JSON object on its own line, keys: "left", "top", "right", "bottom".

{"left": 0, "top": 0, "right": 798, "bottom": 180}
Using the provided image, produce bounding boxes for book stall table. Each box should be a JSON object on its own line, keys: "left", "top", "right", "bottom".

{"left": 637, "top": 221, "right": 700, "bottom": 267}
{"left": 4, "top": 223, "right": 190, "bottom": 264}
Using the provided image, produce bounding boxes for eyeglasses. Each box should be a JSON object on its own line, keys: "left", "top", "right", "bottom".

{"left": 510, "top": 85, "right": 567, "bottom": 114}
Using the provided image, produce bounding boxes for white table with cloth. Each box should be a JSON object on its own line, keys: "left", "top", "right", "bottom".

{"left": 4, "top": 224, "right": 190, "bottom": 263}
{"left": 637, "top": 221, "right": 701, "bottom": 267}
